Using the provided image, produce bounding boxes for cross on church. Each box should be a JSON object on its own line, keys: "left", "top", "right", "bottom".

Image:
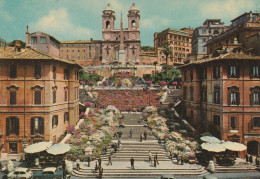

{"left": 105, "top": 46, "right": 110, "bottom": 55}
{"left": 131, "top": 46, "right": 137, "bottom": 55}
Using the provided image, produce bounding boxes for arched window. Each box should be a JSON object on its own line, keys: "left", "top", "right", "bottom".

{"left": 106, "top": 21, "right": 110, "bottom": 29}
{"left": 228, "top": 86, "right": 240, "bottom": 105}
{"left": 52, "top": 115, "right": 58, "bottom": 128}
{"left": 31, "top": 85, "right": 44, "bottom": 105}
{"left": 250, "top": 86, "right": 260, "bottom": 105}
{"left": 131, "top": 20, "right": 136, "bottom": 28}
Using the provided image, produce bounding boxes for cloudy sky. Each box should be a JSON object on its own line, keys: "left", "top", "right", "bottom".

{"left": 0, "top": 0, "right": 259, "bottom": 46}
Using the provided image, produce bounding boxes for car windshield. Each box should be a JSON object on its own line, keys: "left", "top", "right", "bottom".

{"left": 20, "top": 171, "right": 26, "bottom": 174}
{"left": 43, "top": 171, "right": 54, "bottom": 174}
{"left": 14, "top": 171, "right": 20, "bottom": 174}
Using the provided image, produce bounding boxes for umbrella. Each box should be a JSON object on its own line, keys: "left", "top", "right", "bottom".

{"left": 200, "top": 136, "right": 221, "bottom": 143}
{"left": 46, "top": 143, "right": 71, "bottom": 155}
{"left": 201, "top": 143, "right": 226, "bottom": 152}
{"left": 222, "top": 141, "right": 247, "bottom": 151}
{"left": 24, "top": 142, "right": 52, "bottom": 154}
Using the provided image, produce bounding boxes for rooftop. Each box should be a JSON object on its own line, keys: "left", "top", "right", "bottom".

{"left": 0, "top": 46, "right": 82, "bottom": 67}
{"left": 61, "top": 40, "right": 102, "bottom": 44}
{"left": 158, "top": 28, "right": 192, "bottom": 37}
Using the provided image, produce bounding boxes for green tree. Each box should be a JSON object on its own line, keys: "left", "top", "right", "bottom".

{"left": 151, "top": 66, "right": 181, "bottom": 84}
{"left": 160, "top": 42, "right": 172, "bottom": 75}
{"left": 79, "top": 69, "right": 103, "bottom": 83}
{"left": 8, "top": 40, "right": 26, "bottom": 48}
{"left": 0, "top": 38, "right": 7, "bottom": 47}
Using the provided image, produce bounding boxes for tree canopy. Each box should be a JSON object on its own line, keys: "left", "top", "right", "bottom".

{"left": 79, "top": 69, "right": 103, "bottom": 83}
{"left": 151, "top": 65, "right": 181, "bottom": 84}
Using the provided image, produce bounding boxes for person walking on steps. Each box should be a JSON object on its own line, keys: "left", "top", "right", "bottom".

{"left": 155, "top": 153, "right": 159, "bottom": 165}
{"left": 87, "top": 156, "right": 90, "bottom": 167}
{"left": 98, "top": 157, "right": 102, "bottom": 169}
{"left": 130, "top": 157, "right": 135, "bottom": 170}
{"left": 107, "top": 154, "right": 112, "bottom": 166}
{"left": 76, "top": 158, "right": 80, "bottom": 171}
{"left": 129, "top": 129, "right": 133, "bottom": 138}
{"left": 149, "top": 151, "right": 152, "bottom": 163}
{"left": 95, "top": 161, "right": 98, "bottom": 173}
{"left": 140, "top": 133, "right": 143, "bottom": 142}
{"left": 144, "top": 130, "right": 147, "bottom": 140}
{"left": 154, "top": 156, "right": 157, "bottom": 167}
{"left": 99, "top": 167, "right": 103, "bottom": 178}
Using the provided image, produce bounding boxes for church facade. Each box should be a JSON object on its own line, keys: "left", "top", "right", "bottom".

{"left": 101, "top": 3, "right": 141, "bottom": 65}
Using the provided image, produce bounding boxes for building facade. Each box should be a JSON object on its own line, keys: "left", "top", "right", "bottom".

{"left": 0, "top": 46, "right": 81, "bottom": 157}
{"left": 205, "top": 12, "right": 260, "bottom": 54}
{"left": 60, "top": 40, "right": 102, "bottom": 66}
{"left": 101, "top": 3, "right": 141, "bottom": 64}
{"left": 192, "top": 19, "right": 227, "bottom": 58}
{"left": 180, "top": 52, "right": 260, "bottom": 157}
{"left": 154, "top": 28, "right": 193, "bottom": 66}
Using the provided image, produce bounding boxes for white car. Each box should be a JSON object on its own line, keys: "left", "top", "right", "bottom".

{"left": 7, "top": 167, "right": 33, "bottom": 179}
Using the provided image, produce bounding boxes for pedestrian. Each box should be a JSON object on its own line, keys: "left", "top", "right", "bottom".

{"left": 129, "top": 129, "right": 133, "bottom": 138}
{"left": 99, "top": 167, "right": 103, "bottom": 178}
{"left": 149, "top": 151, "right": 152, "bottom": 163}
{"left": 181, "top": 155, "right": 184, "bottom": 165}
{"left": 144, "top": 130, "right": 147, "bottom": 140}
{"left": 130, "top": 157, "right": 135, "bottom": 170}
{"left": 114, "top": 143, "right": 117, "bottom": 153}
{"left": 107, "top": 155, "right": 112, "bottom": 166}
{"left": 128, "top": 107, "right": 131, "bottom": 113}
{"left": 140, "top": 133, "right": 143, "bottom": 142}
{"left": 114, "top": 132, "right": 118, "bottom": 138}
{"left": 87, "top": 156, "right": 90, "bottom": 167}
{"left": 246, "top": 154, "right": 249, "bottom": 162}
{"left": 62, "top": 159, "right": 66, "bottom": 179}
{"left": 155, "top": 153, "right": 159, "bottom": 165}
{"left": 177, "top": 155, "right": 181, "bottom": 165}
{"left": 76, "top": 158, "right": 80, "bottom": 171}
{"left": 154, "top": 156, "right": 157, "bottom": 167}
{"left": 249, "top": 155, "right": 253, "bottom": 163}
{"left": 206, "top": 160, "right": 215, "bottom": 173}
{"left": 256, "top": 157, "right": 259, "bottom": 166}
{"left": 118, "top": 139, "right": 121, "bottom": 148}
{"left": 98, "top": 157, "right": 102, "bottom": 168}
{"left": 95, "top": 161, "right": 98, "bottom": 173}
{"left": 118, "top": 131, "right": 122, "bottom": 138}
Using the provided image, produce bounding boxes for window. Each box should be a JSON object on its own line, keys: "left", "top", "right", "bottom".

{"left": 184, "top": 71, "right": 187, "bottom": 81}
{"left": 65, "top": 90, "right": 68, "bottom": 102}
{"left": 89, "top": 52, "right": 91, "bottom": 58}
{"left": 67, "top": 50, "right": 69, "bottom": 52}
{"left": 83, "top": 49, "right": 86, "bottom": 52}
{"left": 106, "top": 21, "right": 110, "bottom": 29}
{"left": 253, "top": 117, "right": 260, "bottom": 127}
{"left": 251, "top": 66, "right": 259, "bottom": 78}
{"left": 40, "top": 37, "right": 46, "bottom": 43}
{"left": 31, "top": 37, "right": 37, "bottom": 43}
{"left": 31, "top": 117, "right": 44, "bottom": 135}
{"left": 78, "top": 50, "right": 80, "bottom": 52}
{"left": 230, "top": 117, "right": 237, "bottom": 129}
{"left": 131, "top": 20, "right": 136, "bottom": 28}
{"left": 213, "top": 66, "right": 220, "bottom": 79}
{"left": 34, "top": 64, "right": 41, "bottom": 79}
{"left": 202, "top": 28, "right": 207, "bottom": 34}
{"left": 190, "top": 86, "right": 194, "bottom": 101}
{"left": 52, "top": 115, "right": 58, "bottom": 128}
{"left": 53, "top": 66, "right": 56, "bottom": 80}
{"left": 53, "top": 91, "right": 56, "bottom": 103}
{"left": 214, "top": 86, "right": 220, "bottom": 104}
{"left": 213, "top": 115, "right": 220, "bottom": 126}
{"left": 64, "top": 112, "right": 69, "bottom": 123}
{"left": 72, "top": 50, "right": 74, "bottom": 52}
{"left": 83, "top": 56, "right": 86, "bottom": 59}
{"left": 10, "top": 64, "right": 17, "bottom": 78}
{"left": 51, "top": 39, "right": 55, "bottom": 45}
{"left": 35, "top": 91, "right": 41, "bottom": 105}
{"left": 228, "top": 65, "right": 240, "bottom": 78}
{"left": 202, "top": 86, "right": 207, "bottom": 102}
{"left": 78, "top": 56, "right": 80, "bottom": 60}
{"left": 10, "top": 91, "right": 16, "bottom": 105}
{"left": 228, "top": 86, "right": 240, "bottom": 105}
{"left": 64, "top": 69, "right": 69, "bottom": 80}
{"left": 202, "top": 68, "right": 207, "bottom": 80}
{"left": 6, "top": 117, "right": 19, "bottom": 136}
{"left": 190, "top": 69, "right": 193, "bottom": 81}
{"left": 250, "top": 86, "right": 260, "bottom": 105}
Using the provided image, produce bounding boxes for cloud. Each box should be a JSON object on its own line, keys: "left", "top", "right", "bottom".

{"left": 141, "top": 16, "right": 171, "bottom": 29}
{"left": 31, "top": 8, "right": 92, "bottom": 40}
{"left": 200, "top": 0, "right": 254, "bottom": 19}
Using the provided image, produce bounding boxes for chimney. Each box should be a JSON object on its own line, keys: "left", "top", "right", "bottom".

{"left": 25, "top": 25, "right": 30, "bottom": 47}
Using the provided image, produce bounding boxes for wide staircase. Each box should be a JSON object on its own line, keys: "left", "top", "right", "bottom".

{"left": 72, "top": 113, "right": 207, "bottom": 178}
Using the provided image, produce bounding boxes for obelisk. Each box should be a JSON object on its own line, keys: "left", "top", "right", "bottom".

{"left": 118, "top": 13, "right": 126, "bottom": 65}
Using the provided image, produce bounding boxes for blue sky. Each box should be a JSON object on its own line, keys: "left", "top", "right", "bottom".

{"left": 0, "top": 0, "right": 259, "bottom": 46}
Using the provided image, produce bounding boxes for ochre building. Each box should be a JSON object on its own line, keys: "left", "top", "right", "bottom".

{"left": 0, "top": 46, "right": 81, "bottom": 158}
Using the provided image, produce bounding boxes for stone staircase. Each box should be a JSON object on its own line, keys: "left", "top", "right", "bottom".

{"left": 71, "top": 113, "right": 208, "bottom": 178}
{"left": 215, "top": 163, "right": 257, "bottom": 173}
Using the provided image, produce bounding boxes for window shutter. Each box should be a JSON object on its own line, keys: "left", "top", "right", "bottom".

{"left": 40, "top": 118, "right": 44, "bottom": 135}
{"left": 250, "top": 93, "right": 253, "bottom": 105}
{"left": 227, "top": 66, "right": 230, "bottom": 78}
{"left": 15, "top": 118, "right": 19, "bottom": 135}
{"left": 35, "top": 91, "right": 41, "bottom": 105}
{"left": 6, "top": 118, "right": 10, "bottom": 136}
{"left": 237, "top": 66, "right": 240, "bottom": 78}
{"left": 31, "top": 118, "right": 34, "bottom": 135}
{"left": 237, "top": 92, "right": 240, "bottom": 105}
{"left": 10, "top": 91, "right": 16, "bottom": 105}
{"left": 228, "top": 92, "right": 231, "bottom": 105}
{"left": 250, "top": 66, "right": 253, "bottom": 79}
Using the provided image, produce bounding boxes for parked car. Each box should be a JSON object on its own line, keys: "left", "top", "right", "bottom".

{"left": 32, "top": 167, "right": 68, "bottom": 179}
{"left": 7, "top": 167, "right": 33, "bottom": 179}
